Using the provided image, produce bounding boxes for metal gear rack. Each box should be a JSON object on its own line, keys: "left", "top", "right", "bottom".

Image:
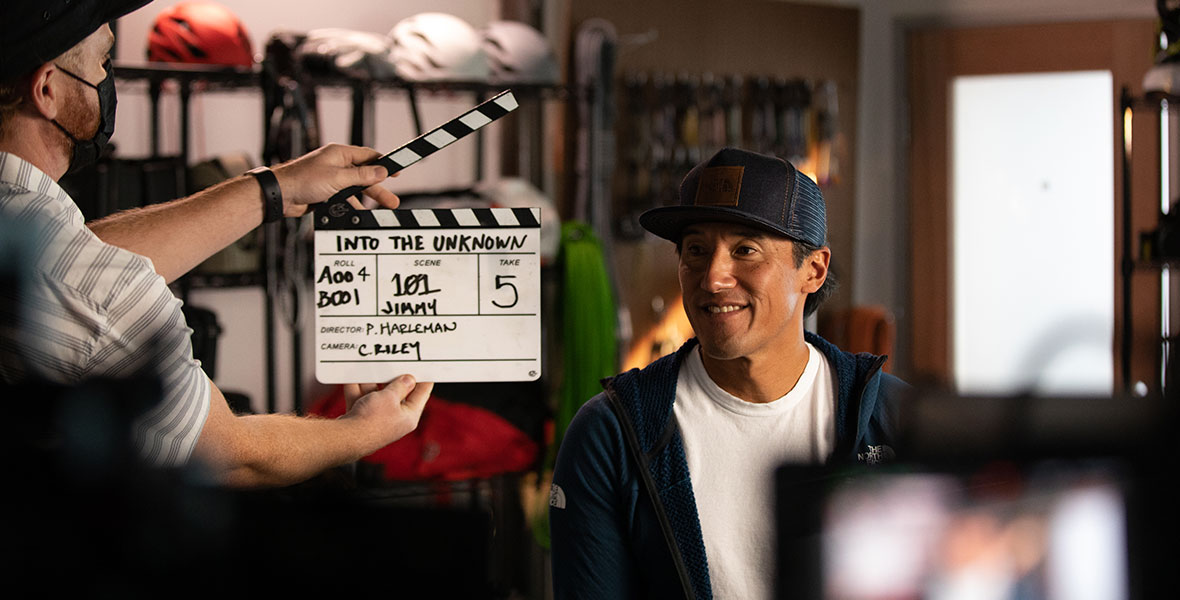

{"left": 1118, "top": 85, "right": 1179, "bottom": 401}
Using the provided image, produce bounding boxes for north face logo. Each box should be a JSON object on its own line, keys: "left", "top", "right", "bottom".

{"left": 857, "top": 445, "right": 896, "bottom": 465}
{"left": 549, "top": 483, "right": 566, "bottom": 509}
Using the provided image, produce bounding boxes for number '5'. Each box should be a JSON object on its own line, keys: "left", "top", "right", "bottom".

{"left": 492, "top": 275, "right": 519, "bottom": 309}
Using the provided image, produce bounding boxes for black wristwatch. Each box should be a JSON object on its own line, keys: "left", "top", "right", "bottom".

{"left": 246, "top": 166, "right": 283, "bottom": 223}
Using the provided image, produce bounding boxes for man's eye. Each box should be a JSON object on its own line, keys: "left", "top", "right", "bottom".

{"left": 735, "top": 246, "right": 757, "bottom": 255}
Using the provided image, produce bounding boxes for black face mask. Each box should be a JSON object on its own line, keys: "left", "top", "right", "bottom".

{"left": 50, "top": 60, "right": 116, "bottom": 174}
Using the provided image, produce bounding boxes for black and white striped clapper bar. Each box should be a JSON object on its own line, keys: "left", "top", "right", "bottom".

{"left": 315, "top": 89, "right": 519, "bottom": 229}
{"left": 313, "top": 90, "right": 542, "bottom": 384}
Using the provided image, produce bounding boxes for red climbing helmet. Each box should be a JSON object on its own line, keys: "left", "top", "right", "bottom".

{"left": 147, "top": 1, "right": 254, "bottom": 67}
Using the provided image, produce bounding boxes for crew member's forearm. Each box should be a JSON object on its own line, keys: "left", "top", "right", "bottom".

{"left": 87, "top": 175, "right": 264, "bottom": 283}
{"left": 194, "top": 377, "right": 426, "bottom": 489}
{"left": 211, "top": 412, "right": 381, "bottom": 488}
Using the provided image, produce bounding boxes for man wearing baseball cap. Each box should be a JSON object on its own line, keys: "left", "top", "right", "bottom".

{"left": 0, "top": 1, "right": 432, "bottom": 486}
{"left": 550, "top": 148, "right": 908, "bottom": 599}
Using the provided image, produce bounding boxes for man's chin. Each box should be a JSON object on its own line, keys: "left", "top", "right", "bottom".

{"left": 695, "top": 338, "right": 747, "bottom": 362}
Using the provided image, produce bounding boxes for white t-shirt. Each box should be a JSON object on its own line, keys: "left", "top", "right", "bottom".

{"left": 673, "top": 343, "right": 836, "bottom": 600}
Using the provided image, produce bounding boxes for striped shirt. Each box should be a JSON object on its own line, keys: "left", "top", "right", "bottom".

{"left": 0, "top": 152, "right": 209, "bottom": 466}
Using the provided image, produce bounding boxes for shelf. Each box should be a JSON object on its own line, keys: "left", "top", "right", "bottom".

{"left": 1126, "top": 91, "right": 1180, "bottom": 109}
{"left": 114, "top": 62, "right": 259, "bottom": 88}
{"left": 1134, "top": 256, "right": 1180, "bottom": 269}
{"left": 113, "top": 61, "right": 579, "bottom": 99}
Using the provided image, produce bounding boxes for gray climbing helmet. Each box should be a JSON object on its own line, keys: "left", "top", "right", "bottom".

{"left": 481, "top": 20, "right": 560, "bottom": 85}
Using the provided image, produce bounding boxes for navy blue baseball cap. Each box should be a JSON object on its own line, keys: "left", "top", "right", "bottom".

{"left": 640, "top": 147, "right": 827, "bottom": 248}
{"left": 0, "top": 1, "right": 152, "bottom": 80}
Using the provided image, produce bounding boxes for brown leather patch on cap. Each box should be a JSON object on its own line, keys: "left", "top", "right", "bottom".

{"left": 693, "top": 166, "right": 744, "bottom": 206}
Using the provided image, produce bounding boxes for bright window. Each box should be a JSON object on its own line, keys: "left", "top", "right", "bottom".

{"left": 952, "top": 71, "right": 1114, "bottom": 396}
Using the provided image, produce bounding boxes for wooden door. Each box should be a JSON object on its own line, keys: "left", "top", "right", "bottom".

{"left": 908, "top": 19, "right": 1159, "bottom": 392}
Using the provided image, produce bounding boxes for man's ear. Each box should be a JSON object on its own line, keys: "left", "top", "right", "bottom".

{"left": 26, "top": 63, "right": 63, "bottom": 121}
{"left": 802, "top": 246, "right": 831, "bottom": 294}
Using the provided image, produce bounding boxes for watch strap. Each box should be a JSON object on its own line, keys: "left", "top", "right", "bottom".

{"left": 246, "top": 166, "right": 283, "bottom": 223}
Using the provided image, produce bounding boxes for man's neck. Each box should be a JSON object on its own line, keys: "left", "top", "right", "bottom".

{"left": 698, "top": 336, "right": 811, "bottom": 404}
{"left": 0, "top": 118, "right": 69, "bottom": 180}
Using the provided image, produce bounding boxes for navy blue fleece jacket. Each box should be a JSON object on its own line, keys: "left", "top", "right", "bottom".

{"left": 549, "top": 333, "right": 907, "bottom": 600}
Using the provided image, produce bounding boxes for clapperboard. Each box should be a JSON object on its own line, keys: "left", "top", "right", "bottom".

{"left": 314, "top": 90, "right": 541, "bottom": 384}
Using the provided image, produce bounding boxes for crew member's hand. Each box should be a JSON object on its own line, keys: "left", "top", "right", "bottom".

{"left": 341, "top": 375, "right": 433, "bottom": 448}
{"left": 271, "top": 143, "right": 400, "bottom": 217}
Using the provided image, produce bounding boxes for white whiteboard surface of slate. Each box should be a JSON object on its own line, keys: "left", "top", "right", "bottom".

{"left": 315, "top": 207, "right": 541, "bottom": 383}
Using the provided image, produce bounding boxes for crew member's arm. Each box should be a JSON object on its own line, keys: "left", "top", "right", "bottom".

{"left": 87, "top": 144, "right": 397, "bottom": 284}
{"left": 193, "top": 375, "right": 432, "bottom": 488}
{"left": 550, "top": 395, "right": 638, "bottom": 599}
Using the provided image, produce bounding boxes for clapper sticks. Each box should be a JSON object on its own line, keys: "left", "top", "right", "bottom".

{"left": 316, "top": 89, "right": 519, "bottom": 226}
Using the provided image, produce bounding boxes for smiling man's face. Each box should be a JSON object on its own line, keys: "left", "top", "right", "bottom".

{"left": 678, "top": 222, "right": 820, "bottom": 364}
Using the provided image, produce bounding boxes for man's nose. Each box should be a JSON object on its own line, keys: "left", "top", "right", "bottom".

{"left": 702, "top": 251, "right": 736, "bottom": 293}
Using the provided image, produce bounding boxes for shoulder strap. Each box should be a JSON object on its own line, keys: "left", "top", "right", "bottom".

{"left": 603, "top": 388, "right": 696, "bottom": 600}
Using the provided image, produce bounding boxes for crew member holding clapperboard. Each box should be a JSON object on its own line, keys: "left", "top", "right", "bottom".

{"left": 0, "top": 0, "right": 433, "bottom": 487}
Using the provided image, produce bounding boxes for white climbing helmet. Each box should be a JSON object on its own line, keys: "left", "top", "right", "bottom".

{"left": 388, "top": 12, "right": 489, "bottom": 82}
{"left": 478, "top": 178, "right": 562, "bottom": 264}
{"left": 481, "top": 20, "right": 560, "bottom": 85}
